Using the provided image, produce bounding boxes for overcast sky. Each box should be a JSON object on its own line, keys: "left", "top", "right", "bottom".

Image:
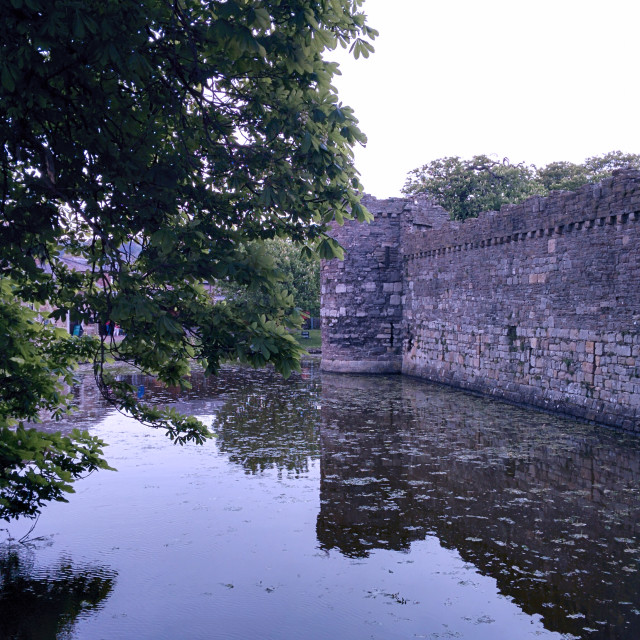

{"left": 330, "top": 0, "right": 640, "bottom": 198}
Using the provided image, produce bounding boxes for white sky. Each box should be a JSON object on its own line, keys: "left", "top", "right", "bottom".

{"left": 330, "top": 0, "right": 640, "bottom": 198}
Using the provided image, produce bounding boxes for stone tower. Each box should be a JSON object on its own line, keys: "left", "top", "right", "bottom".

{"left": 321, "top": 194, "right": 448, "bottom": 373}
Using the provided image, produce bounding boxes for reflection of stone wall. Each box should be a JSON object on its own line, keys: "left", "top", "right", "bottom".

{"left": 322, "top": 171, "right": 640, "bottom": 430}
{"left": 318, "top": 372, "right": 640, "bottom": 639}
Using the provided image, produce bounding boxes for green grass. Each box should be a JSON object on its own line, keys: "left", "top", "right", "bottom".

{"left": 295, "top": 328, "right": 321, "bottom": 349}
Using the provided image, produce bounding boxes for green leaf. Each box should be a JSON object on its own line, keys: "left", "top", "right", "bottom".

{"left": 1, "top": 65, "right": 16, "bottom": 92}
{"left": 73, "top": 12, "right": 85, "bottom": 38}
{"left": 317, "top": 237, "right": 344, "bottom": 260}
{"left": 301, "top": 132, "right": 312, "bottom": 154}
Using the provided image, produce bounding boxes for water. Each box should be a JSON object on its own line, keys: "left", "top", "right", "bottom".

{"left": 1, "top": 360, "right": 639, "bottom": 639}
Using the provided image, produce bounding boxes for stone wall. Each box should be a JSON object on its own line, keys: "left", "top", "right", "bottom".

{"left": 321, "top": 170, "right": 640, "bottom": 431}
{"left": 320, "top": 195, "right": 406, "bottom": 373}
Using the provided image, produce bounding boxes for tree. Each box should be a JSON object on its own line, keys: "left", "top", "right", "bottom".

{"left": 0, "top": 0, "right": 376, "bottom": 520}
{"left": 403, "top": 152, "right": 640, "bottom": 220}
{"left": 220, "top": 237, "right": 320, "bottom": 318}
{"left": 535, "top": 151, "right": 640, "bottom": 192}
{"left": 403, "top": 155, "right": 541, "bottom": 221}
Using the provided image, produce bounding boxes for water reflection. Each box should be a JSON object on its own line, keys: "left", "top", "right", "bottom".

{"left": 40, "top": 361, "right": 323, "bottom": 476}
{"left": 212, "top": 361, "right": 320, "bottom": 476}
{"left": 35, "top": 364, "right": 228, "bottom": 434}
{"left": 11, "top": 362, "right": 640, "bottom": 639}
{"left": 318, "top": 373, "right": 640, "bottom": 639}
{"left": 0, "top": 545, "right": 116, "bottom": 639}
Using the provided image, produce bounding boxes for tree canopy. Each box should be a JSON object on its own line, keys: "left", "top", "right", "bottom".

{"left": 403, "top": 155, "right": 540, "bottom": 221}
{"left": 0, "top": 0, "right": 376, "bottom": 520}
{"left": 403, "top": 151, "right": 640, "bottom": 221}
{"left": 535, "top": 151, "right": 640, "bottom": 192}
{"left": 220, "top": 237, "right": 320, "bottom": 318}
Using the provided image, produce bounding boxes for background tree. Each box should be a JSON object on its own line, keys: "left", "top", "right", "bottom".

{"left": 0, "top": 0, "right": 376, "bottom": 520}
{"left": 403, "top": 155, "right": 541, "bottom": 221}
{"left": 535, "top": 151, "right": 640, "bottom": 191}
{"left": 403, "top": 151, "right": 640, "bottom": 220}
{"left": 220, "top": 237, "right": 320, "bottom": 318}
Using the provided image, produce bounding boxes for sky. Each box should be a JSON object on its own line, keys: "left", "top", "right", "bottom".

{"left": 330, "top": 0, "right": 640, "bottom": 198}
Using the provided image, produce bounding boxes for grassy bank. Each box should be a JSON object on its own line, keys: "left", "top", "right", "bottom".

{"left": 295, "top": 329, "right": 321, "bottom": 350}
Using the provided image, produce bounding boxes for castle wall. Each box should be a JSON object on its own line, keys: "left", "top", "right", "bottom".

{"left": 320, "top": 195, "right": 406, "bottom": 373}
{"left": 321, "top": 170, "right": 640, "bottom": 431}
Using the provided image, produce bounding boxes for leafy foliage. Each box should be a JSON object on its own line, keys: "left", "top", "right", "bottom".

{"left": 0, "top": 425, "right": 114, "bottom": 521}
{"left": 0, "top": 279, "right": 113, "bottom": 520}
{"left": 220, "top": 237, "right": 320, "bottom": 317}
{"left": 535, "top": 151, "right": 640, "bottom": 192}
{"left": 0, "top": 0, "right": 376, "bottom": 519}
{"left": 403, "top": 155, "right": 542, "bottom": 221}
{"left": 403, "top": 151, "right": 640, "bottom": 221}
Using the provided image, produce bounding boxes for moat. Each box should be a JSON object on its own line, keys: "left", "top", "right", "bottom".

{"left": 1, "top": 360, "right": 639, "bottom": 639}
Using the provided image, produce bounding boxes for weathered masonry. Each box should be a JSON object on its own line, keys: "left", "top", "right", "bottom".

{"left": 321, "top": 170, "right": 640, "bottom": 431}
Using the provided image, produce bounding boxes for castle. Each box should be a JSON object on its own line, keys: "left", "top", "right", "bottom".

{"left": 321, "top": 170, "right": 640, "bottom": 431}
